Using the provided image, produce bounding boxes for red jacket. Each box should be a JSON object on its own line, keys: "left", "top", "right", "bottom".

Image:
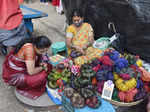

{"left": 0, "top": 0, "right": 23, "bottom": 30}
{"left": 52, "top": 0, "right": 60, "bottom": 6}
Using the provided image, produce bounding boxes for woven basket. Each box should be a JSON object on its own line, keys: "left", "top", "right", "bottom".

{"left": 107, "top": 99, "right": 144, "bottom": 107}
{"left": 98, "top": 93, "right": 147, "bottom": 107}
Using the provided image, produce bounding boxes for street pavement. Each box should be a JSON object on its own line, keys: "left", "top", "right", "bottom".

{"left": 0, "top": 0, "right": 65, "bottom": 112}
{"left": 0, "top": 0, "right": 147, "bottom": 112}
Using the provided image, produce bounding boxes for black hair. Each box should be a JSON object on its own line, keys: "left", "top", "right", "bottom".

{"left": 14, "top": 36, "right": 51, "bottom": 54}
{"left": 70, "top": 9, "right": 83, "bottom": 22}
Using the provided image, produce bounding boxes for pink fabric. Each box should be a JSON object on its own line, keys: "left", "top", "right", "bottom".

{"left": 0, "top": 0, "right": 23, "bottom": 30}
{"left": 2, "top": 51, "right": 52, "bottom": 99}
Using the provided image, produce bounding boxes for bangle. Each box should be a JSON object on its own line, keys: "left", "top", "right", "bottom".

{"left": 83, "top": 42, "right": 90, "bottom": 50}
{"left": 87, "top": 42, "right": 92, "bottom": 47}
{"left": 41, "top": 65, "right": 46, "bottom": 70}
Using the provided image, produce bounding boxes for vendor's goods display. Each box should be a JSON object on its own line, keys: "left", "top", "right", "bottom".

{"left": 90, "top": 49, "right": 147, "bottom": 105}
{"left": 49, "top": 54, "right": 66, "bottom": 66}
{"left": 74, "top": 49, "right": 147, "bottom": 105}
{"left": 70, "top": 50, "right": 82, "bottom": 59}
{"left": 47, "top": 46, "right": 150, "bottom": 108}
{"left": 47, "top": 63, "right": 71, "bottom": 89}
{"left": 72, "top": 47, "right": 103, "bottom": 66}
{"left": 63, "top": 87, "right": 101, "bottom": 109}
{"left": 66, "top": 63, "right": 102, "bottom": 109}
{"left": 71, "top": 93, "right": 85, "bottom": 108}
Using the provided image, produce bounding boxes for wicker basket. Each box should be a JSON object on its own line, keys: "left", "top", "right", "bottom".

{"left": 107, "top": 99, "right": 144, "bottom": 107}
{"left": 98, "top": 93, "right": 147, "bottom": 107}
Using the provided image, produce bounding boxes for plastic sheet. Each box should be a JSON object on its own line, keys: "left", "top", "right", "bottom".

{"left": 62, "top": 0, "right": 150, "bottom": 62}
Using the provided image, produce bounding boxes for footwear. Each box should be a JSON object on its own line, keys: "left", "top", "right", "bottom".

{"left": 1, "top": 45, "right": 7, "bottom": 56}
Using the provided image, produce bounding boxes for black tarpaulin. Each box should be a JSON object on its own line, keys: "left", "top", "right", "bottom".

{"left": 62, "top": 0, "right": 150, "bottom": 62}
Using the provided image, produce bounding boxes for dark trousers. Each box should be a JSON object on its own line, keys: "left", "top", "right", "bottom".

{"left": 40, "top": 0, "right": 47, "bottom": 2}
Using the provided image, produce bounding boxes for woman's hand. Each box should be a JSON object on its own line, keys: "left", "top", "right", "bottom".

{"left": 75, "top": 46, "right": 85, "bottom": 55}
{"left": 82, "top": 44, "right": 88, "bottom": 50}
{"left": 40, "top": 63, "right": 48, "bottom": 72}
{"left": 26, "top": 60, "right": 44, "bottom": 75}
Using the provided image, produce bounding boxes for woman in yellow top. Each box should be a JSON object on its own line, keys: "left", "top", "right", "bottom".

{"left": 66, "top": 9, "right": 94, "bottom": 55}
{"left": 66, "top": 9, "right": 102, "bottom": 65}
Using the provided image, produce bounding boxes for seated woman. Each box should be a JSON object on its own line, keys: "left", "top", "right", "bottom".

{"left": 66, "top": 9, "right": 102, "bottom": 65}
{"left": 2, "top": 36, "right": 52, "bottom": 99}
{"left": 66, "top": 9, "right": 94, "bottom": 55}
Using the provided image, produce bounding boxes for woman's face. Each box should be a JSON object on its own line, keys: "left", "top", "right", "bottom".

{"left": 72, "top": 16, "right": 83, "bottom": 27}
{"left": 35, "top": 47, "right": 49, "bottom": 55}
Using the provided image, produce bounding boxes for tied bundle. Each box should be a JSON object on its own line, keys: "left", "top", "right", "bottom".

{"left": 71, "top": 93, "right": 85, "bottom": 108}
{"left": 96, "top": 69, "right": 114, "bottom": 81}
{"left": 114, "top": 58, "right": 128, "bottom": 73}
{"left": 118, "top": 88, "right": 138, "bottom": 102}
{"left": 97, "top": 81, "right": 105, "bottom": 94}
{"left": 64, "top": 87, "right": 85, "bottom": 108}
{"left": 115, "top": 77, "right": 137, "bottom": 92}
{"left": 105, "top": 50, "right": 120, "bottom": 61}
{"left": 98, "top": 55, "right": 113, "bottom": 66}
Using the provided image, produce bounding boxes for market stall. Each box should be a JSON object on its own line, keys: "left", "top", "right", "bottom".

{"left": 45, "top": 36, "right": 150, "bottom": 112}
{"left": 62, "top": 0, "right": 150, "bottom": 63}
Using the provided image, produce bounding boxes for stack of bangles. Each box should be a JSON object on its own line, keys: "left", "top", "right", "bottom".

{"left": 83, "top": 42, "right": 92, "bottom": 50}
{"left": 41, "top": 65, "right": 46, "bottom": 70}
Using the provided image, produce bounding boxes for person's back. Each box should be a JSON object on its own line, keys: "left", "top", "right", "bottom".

{"left": 0, "top": 0, "right": 23, "bottom": 30}
{"left": 0, "top": 0, "right": 27, "bottom": 56}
